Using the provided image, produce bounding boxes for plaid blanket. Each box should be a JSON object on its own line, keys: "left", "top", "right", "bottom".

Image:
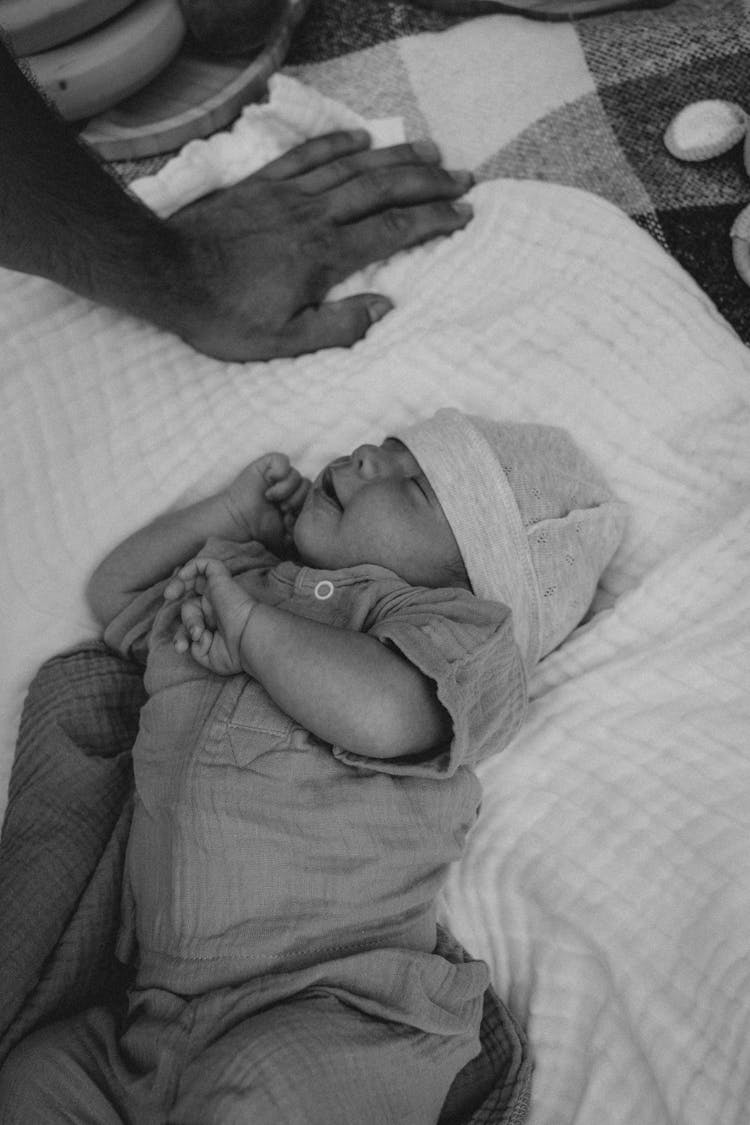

{"left": 116, "top": 0, "right": 750, "bottom": 343}
{"left": 285, "top": 0, "right": 750, "bottom": 342}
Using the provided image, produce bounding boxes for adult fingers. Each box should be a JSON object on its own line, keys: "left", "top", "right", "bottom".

{"left": 292, "top": 139, "right": 444, "bottom": 195}
{"left": 325, "top": 164, "right": 473, "bottom": 225}
{"left": 271, "top": 293, "right": 393, "bottom": 357}
{"left": 257, "top": 130, "right": 372, "bottom": 182}
{"left": 330, "top": 199, "right": 474, "bottom": 281}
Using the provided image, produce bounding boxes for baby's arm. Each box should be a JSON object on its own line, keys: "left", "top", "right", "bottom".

{"left": 87, "top": 455, "right": 308, "bottom": 628}
{"left": 169, "top": 558, "right": 451, "bottom": 758}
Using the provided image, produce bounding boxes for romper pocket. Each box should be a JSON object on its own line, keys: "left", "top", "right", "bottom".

{"left": 203, "top": 674, "right": 296, "bottom": 768}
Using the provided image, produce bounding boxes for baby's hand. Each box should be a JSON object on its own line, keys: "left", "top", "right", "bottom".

{"left": 167, "top": 557, "right": 257, "bottom": 676}
{"left": 223, "top": 453, "right": 310, "bottom": 552}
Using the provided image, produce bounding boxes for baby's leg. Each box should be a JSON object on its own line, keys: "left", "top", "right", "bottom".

{"left": 0, "top": 1011, "right": 124, "bottom": 1125}
{"left": 172, "top": 990, "right": 469, "bottom": 1125}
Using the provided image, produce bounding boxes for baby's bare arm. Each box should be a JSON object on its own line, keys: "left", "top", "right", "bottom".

{"left": 240, "top": 602, "right": 451, "bottom": 759}
{"left": 170, "top": 557, "right": 450, "bottom": 757}
{"left": 88, "top": 455, "right": 305, "bottom": 628}
{"left": 87, "top": 493, "right": 246, "bottom": 628}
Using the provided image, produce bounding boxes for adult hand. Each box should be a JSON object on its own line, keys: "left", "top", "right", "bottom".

{"left": 167, "top": 130, "right": 474, "bottom": 361}
{"left": 2, "top": 38, "right": 473, "bottom": 363}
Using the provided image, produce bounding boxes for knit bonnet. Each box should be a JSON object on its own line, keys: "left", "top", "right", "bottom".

{"left": 395, "top": 409, "right": 626, "bottom": 669}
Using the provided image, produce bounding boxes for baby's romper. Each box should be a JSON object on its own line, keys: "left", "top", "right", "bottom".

{"left": 1, "top": 539, "right": 527, "bottom": 1125}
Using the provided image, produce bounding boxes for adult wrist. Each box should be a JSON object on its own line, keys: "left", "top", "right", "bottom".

{"left": 56, "top": 188, "right": 202, "bottom": 335}
{"left": 85, "top": 192, "right": 218, "bottom": 344}
{"left": 158, "top": 207, "right": 227, "bottom": 350}
{"left": 0, "top": 39, "right": 210, "bottom": 341}
{"left": 112, "top": 207, "right": 210, "bottom": 337}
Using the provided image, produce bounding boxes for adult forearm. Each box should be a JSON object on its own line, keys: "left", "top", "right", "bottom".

{"left": 240, "top": 604, "right": 451, "bottom": 758}
{"left": 0, "top": 38, "right": 191, "bottom": 329}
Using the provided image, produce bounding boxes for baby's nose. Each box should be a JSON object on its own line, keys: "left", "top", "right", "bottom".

{"left": 351, "top": 444, "right": 383, "bottom": 478}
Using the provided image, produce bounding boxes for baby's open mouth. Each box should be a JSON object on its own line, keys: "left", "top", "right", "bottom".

{"left": 320, "top": 465, "right": 343, "bottom": 511}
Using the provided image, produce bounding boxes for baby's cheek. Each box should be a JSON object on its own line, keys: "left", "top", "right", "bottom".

{"left": 292, "top": 513, "right": 326, "bottom": 565}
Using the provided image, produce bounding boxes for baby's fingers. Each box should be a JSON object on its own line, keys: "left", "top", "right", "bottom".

{"left": 281, "top": 476, "right": 311, "bottom": 515}
{"left": 265, "top": 465, "right": 303, "bottom": 497}
{"left": 173, "top": 613, "right": 213, "bottom": 663}
{"left": 173, "top": 622, "right": 191, "bottom": 654}
{"left": 262, "top": 455, "right": 307, "bottom": 497}
{"left": 190, "top": 629, "right": 213, "bottom": 662}
{"left": 176, "top": 556, "right": 231, "bottom": 585}
{"left": 165, "top": 577, "right": 205, "bottom": 602}
{"left": 180, "top": 597, "right": 207, "bottom": 643}
{"left": 260, "top": 452, "right": 292, "bottom": 488}
{"left": 200, "top": 591, "right": 218, "bottom": 632}
{"left": 164, "top": 575, "right": 188, "bottom": 601}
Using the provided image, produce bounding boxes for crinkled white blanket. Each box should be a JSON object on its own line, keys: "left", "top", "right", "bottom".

{"left": 2, "top": 71, "right": 750, "bottom": 1125}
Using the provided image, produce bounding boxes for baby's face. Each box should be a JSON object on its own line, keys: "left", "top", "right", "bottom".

{"left": 293, "top": 438, "right": 467, "bottom": 588}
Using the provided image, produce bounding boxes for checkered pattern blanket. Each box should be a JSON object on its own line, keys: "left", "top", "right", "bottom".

{"left": 278, "top": 0, "right": 750, "bottom": 344}
{"left": 117, "top": 0, "right": 750, "bottom": 343}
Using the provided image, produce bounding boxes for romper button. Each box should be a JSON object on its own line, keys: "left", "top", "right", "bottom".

{"left": 314, "top": 580, "right": 335, "bottom": 601}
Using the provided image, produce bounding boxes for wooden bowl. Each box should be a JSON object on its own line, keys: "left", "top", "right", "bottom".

{"left": 81, "top": 0, "right": 313, "bottom": 161}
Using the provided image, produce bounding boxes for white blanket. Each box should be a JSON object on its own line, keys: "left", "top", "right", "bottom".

{"left": 2, "top": 68, "right": 749, "bottom": 1125}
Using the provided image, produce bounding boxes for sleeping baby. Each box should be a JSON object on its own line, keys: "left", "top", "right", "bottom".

{"left": 0, "top": 408, "right": 625, "bottom": 1125}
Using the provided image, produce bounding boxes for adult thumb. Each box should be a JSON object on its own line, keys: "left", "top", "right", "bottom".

{"left": 282, "top": 294, "right": 393, "bottom": 354}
